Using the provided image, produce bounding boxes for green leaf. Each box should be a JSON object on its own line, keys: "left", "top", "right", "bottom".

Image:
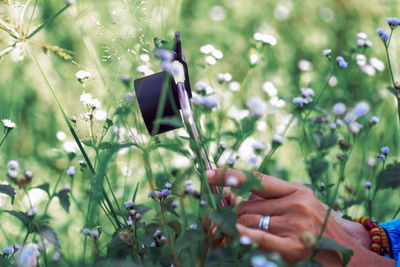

{"left": 39, "top": 226, "right": 61, "bottom": 248}
{"left": 135, "top": 204, "right": 151, "bottom": 215}
{"left": 210, "top": 207, "right": 238, "bottom": 236}
{"left": 163, "top": 205, "right": 180, "bottom": 218}
{"left": 175, "top": 229, "right": 204, "bottom": 251}
{"left": 318, "top": 236, "right": 353, "bottom": 266}
{"left": 106, "top": 231, "right": 130, "bottom": 259}
{"left": 240, "top": 115, "right": 258, "bottom": 139}
{"left": 0, "top": 184, "right": 15, "bottom": 204}
{"left": 57, "top": 190, "right": 70, "bottom": 213}
{"left": 320, "top": 133, "right": 337, "bottom": 150}
{"left": 294, "top": 259, "right": 323, "bottom": 267}
{"left": 378, "top": 163, "right": 400, "bottom": 189}
{"left": 3, "top": 210, "right": 29, "bottom": 226}
{"left": 36, "top": 183, "right": 50, "bottom": 196}
{"left": 167, "top": 220, "right": 182, "bottom": 239}
{"left": 0, "top": 255, "right": 11, "bottom": 267}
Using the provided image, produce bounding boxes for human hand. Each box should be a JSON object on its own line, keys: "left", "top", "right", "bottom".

{"left": 206, "top": 168, "right": 396, "bottom": 266}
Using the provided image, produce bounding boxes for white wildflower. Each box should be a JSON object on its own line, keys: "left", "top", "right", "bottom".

{"left": 2, "top": 119, "right": 16, "bottom": 129}
{"left": 262, "top": 81, "right": 278, "bottom": 96}
{"left": 298, "top": 60, "right": 312, "bottom": 71}
{"left": 200, "top": 44, "right": 215, "bottom": 54}
{"left": 56, "top": 131, "right": 67, "bottom": 141}
{"left": 75, "top": 70, "right": 92, "bottom": 83}
{"left": 361, "top": 65, "right": 375, "bottom": 76}
{"left": 208, "top": 6, "right": 226, "bottom": 21}
{"left": 205, "top": 56, "right": 216, "bottom": 65}
{"left": 212, "top": 49, "right": 223, "bottom": 59}
{"left": 370, "top": 58, "right": 385, "bottom": 72}
{"left": 139, "top": 54, "right": 150, "bottom": 62}
{"left": 229, "top": 81, "right": 241, "bottom": 91}
{"left": 93, "top": 109, "right": 107, "bottom": 121}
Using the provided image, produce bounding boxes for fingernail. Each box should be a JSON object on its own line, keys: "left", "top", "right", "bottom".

{"left": 206, "top": 170, "right": 215, "bottom": 178}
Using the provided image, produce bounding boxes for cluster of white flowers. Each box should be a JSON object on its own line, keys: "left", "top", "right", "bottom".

{"left": 80, "top": 92, "right": 101, "bottom": 109}
{"left": 332, "top": 101, "right": 373, "bottom": 134}
{"left": 200, "top": 44, "right": 223, "bottom": 65}
{"left": 216, "top": 73, "right": 232, "bottom": 83}
{"left": 2, "top": 119, "right": 16, "bottom": 129}
{"left": 356, "top": 54, "right": 384, "bottom": 76}
{"left": 356, "top": 32, "right": 372, "bottom": 48}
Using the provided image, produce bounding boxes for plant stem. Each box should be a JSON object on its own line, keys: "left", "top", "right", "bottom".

{"left": 0, "top": 130, "right": 10, "bottom": 147}
{"left": 27, "top": 4, "right": 70, "bottom": 39}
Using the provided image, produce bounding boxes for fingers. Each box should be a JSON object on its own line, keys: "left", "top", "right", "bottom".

{"left": 237, "top": 214, "right": 262, "bottom": 229}
{"left": 222, "top": 187, "right": 242, "bottom": 207}
{"left": 206, "top": 168, "right": 297, "bottom": 199}
{"left": 236, "top": 223, "right": 288, "bottom": 252}
{"left": 237, "top": 199, "right": 284, "bottom": 216}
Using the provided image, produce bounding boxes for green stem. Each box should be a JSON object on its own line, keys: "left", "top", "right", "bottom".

{"left": 0, "top": 130, "right": 10, "bottom": 147}
{"left": 27, "top": 4, "right": 70, "bottom": 39}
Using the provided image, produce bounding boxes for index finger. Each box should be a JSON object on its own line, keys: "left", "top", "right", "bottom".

{"left": 206, "top": 168, "right": 297, "bottom": 199}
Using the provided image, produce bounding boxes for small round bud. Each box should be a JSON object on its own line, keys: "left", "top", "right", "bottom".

{"left": 3, "top": 246, "right": 12, "bottom": 255}
{"left": 52, "top": 251, "right": 61, "bottom": 262}
{"left": 7, "top": 160, "right": 19, "bottom": 171}
{"left": 381, "top": 146, "right": 390, "bottom": 155}
{"left": 164, "top": 182, "right": 172, "bottom": 189}
{"left": 332, "top": 103, "right": 346, "bottom": 116}
{"left": 66, "top": 166, "right": 75, "bottom": 176}
{"left": 156, "top": 191, "right": 163, "bottom": 199}
{"left": 128, "top": 209, "right": 136, "bottom": 217}
{"left": 364, "top": 181, "right": 372, "bottom": 189}
{"left": 159, "top": 236, "right": 167, "bottom": 244}
{"left": 135, "top": 213, "right": 142, "bottom": 221}
{"left": 24, "top": 170, "right": 33, "bottom": 180}
{"left": 272, "top": 135, "right": 283, "bottom": 145}
{"left": 226, "top": 176, "right": 239, "bottom": 187}
{"left": 147, "top": 192, "right": 154, "bottom": 198}
{"left": 239, "top": 235, "right": 252, "bottom": 245}
{"left": 161, "top": 189, "right": 170, "bottom": 197}
{"left": 91, "top": 231, "right": 99, "bottom": 239}
{"left": 7, "top": 169, "right": 18, "bottom": 179}
{"left": 13, "top": 244, "right": 21, "bottom": 253}
{"left": 125, "top": 200, "right": 135, "bottom": 209}
{"left": 82, "top": 228, "right": 90, "bottom": 235}
{"left": 153, "top": 230, "right": 162, "bottom": 239}
{"left": 218, "top": 140, "right": 227, "bottom": 149}
{"left": 63, "top": 184, "right": 71, "bottom": 192}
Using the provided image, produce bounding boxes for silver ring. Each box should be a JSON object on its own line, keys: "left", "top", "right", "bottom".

{"left": 259, "top": 215, "right": 271, "bottom": 231}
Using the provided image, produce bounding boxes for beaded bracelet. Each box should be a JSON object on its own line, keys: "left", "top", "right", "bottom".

{"left": 353, "top": 216, "right": 392, "bottom": 258}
